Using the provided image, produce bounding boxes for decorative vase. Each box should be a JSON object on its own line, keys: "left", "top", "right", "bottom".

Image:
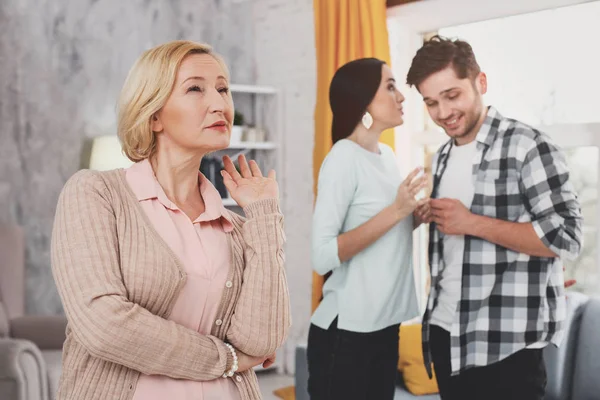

{"left": 230, "top": 125, "right": 244, "bottom": 144}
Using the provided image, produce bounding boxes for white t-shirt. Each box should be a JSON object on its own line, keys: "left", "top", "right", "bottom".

{"left": 430, "top": 140, "right": 477, "bottom": 331}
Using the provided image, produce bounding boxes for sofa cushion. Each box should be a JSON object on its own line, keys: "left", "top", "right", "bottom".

{"left": 0, "top": 338, "right": 48, "bottom": 400}
{"left": 295, "top": 343, "right": 309, "bottom": 400}
{"left": 398, "top": 324, "right": 439, "bottom": 396}
{"left": 42, "top": 350, "right": 62, "bottom": 400}
{"left": 543, "top": 291, "right": 589, "bottom": 400}
{"left": 0, "top": 223, "right": 25, "bottom": 319}
{"left": 394, "top": 386, "right": 441, "bottom": 400}
{"left": 10, "top": 316, "right": 67, "bottom": 350}
{"left": 572, "top": 296, "right": 600, "bottom": 400}
{"left": 0, "top": 302, "right": 8, "bottom": 338}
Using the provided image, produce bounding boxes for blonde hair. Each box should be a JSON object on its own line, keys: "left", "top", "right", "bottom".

{"left": 117, "top": 40, "right": 229, "bottom": 162}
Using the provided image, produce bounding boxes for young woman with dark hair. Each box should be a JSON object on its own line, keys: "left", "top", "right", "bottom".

{"left": 308, "top": 58, "right": 431, "bottom": 400}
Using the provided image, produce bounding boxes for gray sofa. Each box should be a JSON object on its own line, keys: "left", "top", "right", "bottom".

{"left": 0, "top": 222, "right": 66, "bottom": 400}
{"left": 295, "top": 292, "right": 600, "bottom": 400}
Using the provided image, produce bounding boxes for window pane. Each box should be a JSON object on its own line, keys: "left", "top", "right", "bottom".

{"left": 439, "top": 2, "right": 600, "bottom": 126}
{"left": 436, "top": 3, "right": 600, "bottom": 294}
{"left": 564, "top": 228, "right": 598, "bottom": 295}
{"left": 564, "top": 147, "right": 598, "bottom": 225}
{"left": 562, "top": 147, "right": 598, "bottom": 295}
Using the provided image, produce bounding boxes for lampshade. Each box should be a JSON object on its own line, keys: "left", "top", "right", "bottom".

{"left": 88, "top": 135, "right": 133, "bottom": 171}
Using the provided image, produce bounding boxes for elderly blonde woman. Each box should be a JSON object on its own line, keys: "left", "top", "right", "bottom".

{"left": 50, "top": 40, "right": 290, "bottom": 400}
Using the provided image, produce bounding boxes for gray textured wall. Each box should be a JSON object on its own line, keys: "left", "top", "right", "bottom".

{"left": 0, "top": 0, "right": 256, "bottom": 315}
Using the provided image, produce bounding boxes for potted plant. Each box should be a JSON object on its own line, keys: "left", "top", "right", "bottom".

{"left": 231, "top": 111, "right": 245, "bottom": 144}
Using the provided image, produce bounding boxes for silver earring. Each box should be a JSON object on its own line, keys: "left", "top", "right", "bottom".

{"left": 362, "top": 112, "right": 373, "bottom": 130}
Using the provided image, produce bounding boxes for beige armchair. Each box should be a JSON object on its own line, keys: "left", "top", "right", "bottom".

{"left": 0, "top": 222, "right": 66, "bottom": 400}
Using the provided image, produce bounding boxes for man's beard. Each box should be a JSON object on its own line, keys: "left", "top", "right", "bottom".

{"left": 446, "top": 103, "right": 483, "bottom": 140}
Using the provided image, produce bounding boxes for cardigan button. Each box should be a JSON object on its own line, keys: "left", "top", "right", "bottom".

{"left": 235, "top": 375, "right": 242, "bottom": 382}
{"left": 215, "top": 319, "right": 223, "bottom": 326}
{"left": 225, "top": 281, "right": 233, "bottom": 288}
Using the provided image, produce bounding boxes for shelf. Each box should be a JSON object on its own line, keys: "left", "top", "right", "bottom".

{"left": 227, "top": 141, "right": 277, "bottom": 150}
{"left": 230, "top": 84, "right": 277, "bottom": 94}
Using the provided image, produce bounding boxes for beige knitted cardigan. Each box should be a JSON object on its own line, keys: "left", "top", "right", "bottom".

{"left": 50, "top": 169, "right": 291, "bottom": 400}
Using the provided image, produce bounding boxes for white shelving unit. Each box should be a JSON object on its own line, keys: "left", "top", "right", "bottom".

{"left": 227, "top": 141, "right": 277, "bottom": 150}
{"left": 214, "top": 83, "right": 282, "bottom": 214}
{"left": 229, "top": 83, "right": 277, "bottom": 94}
{"left": 230, "top": 83, "right": 278, "bottom": 95}
{"left": 227, "top": 83, "right": 285, "bottom": 374}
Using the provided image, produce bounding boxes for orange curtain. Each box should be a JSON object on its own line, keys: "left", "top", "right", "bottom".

{"left": 312, "top": 0, "right": 394, "bottom": 312}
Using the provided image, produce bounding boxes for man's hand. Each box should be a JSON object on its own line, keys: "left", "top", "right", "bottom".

{"left": 430, "top": 198, "right": 474, "bottom": 236}
{"left": 414, "top": 199, "right": 432, "bottom": 229}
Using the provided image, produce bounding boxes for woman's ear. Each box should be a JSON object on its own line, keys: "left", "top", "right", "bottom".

{"left": 151, "top": 114, "right": 163, "bottom": 133}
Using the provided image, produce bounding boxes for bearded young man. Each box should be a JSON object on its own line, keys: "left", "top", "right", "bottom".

{"left": 407, "top": 36, "right": 583, "bottom": 400}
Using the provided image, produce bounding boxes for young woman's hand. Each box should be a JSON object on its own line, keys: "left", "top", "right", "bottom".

{"left": 221, "top": 154, "right": 279, "bottom": 208}
{"left": 414, "top": 199, "right": 432, "bottom": 227}
{"left": 394, "top": 168, "right": 428, "bottom": 220}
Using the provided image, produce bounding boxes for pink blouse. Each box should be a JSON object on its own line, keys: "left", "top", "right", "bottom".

{"left": 127, "top": 159, "right": 241, "bottom": 400}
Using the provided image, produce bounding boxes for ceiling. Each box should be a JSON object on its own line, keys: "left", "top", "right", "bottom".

{"left": 386, "top": 0, "right": 423, "bottom": 7}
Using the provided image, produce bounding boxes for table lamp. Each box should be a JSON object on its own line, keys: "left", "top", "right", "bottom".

{"left": 88, "top": 135, "right": 133, "bottom": 171}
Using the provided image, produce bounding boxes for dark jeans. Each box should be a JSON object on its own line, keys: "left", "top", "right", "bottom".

{"left": 430, "top": 324, "right": 547, "bottom": 400}
{"left": 307, "top": 318, "right": 400, "bottom": 400}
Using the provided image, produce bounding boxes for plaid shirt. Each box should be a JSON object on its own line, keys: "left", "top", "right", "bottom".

{"left": 422, "top": 106, "right": 583, "bottom": 377}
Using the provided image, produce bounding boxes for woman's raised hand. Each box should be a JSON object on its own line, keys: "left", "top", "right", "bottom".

{"left": 221, "top": 154, "right": 279, "bottom": 208}
{"left": 394, "top": 167, "right": 428, "bottom": 220}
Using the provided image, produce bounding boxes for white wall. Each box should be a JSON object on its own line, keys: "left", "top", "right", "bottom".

{"left": 253, "top": 0, "right": 317, "bottom": 373}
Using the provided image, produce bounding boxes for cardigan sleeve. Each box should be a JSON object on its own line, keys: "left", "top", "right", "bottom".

{"left": 225, "top": 199, "right": 291, "bottom": 357}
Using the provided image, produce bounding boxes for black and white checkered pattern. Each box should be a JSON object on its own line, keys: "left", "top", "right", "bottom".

{"left": 422, "top": 107, "right": 583, "bottom": 377}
